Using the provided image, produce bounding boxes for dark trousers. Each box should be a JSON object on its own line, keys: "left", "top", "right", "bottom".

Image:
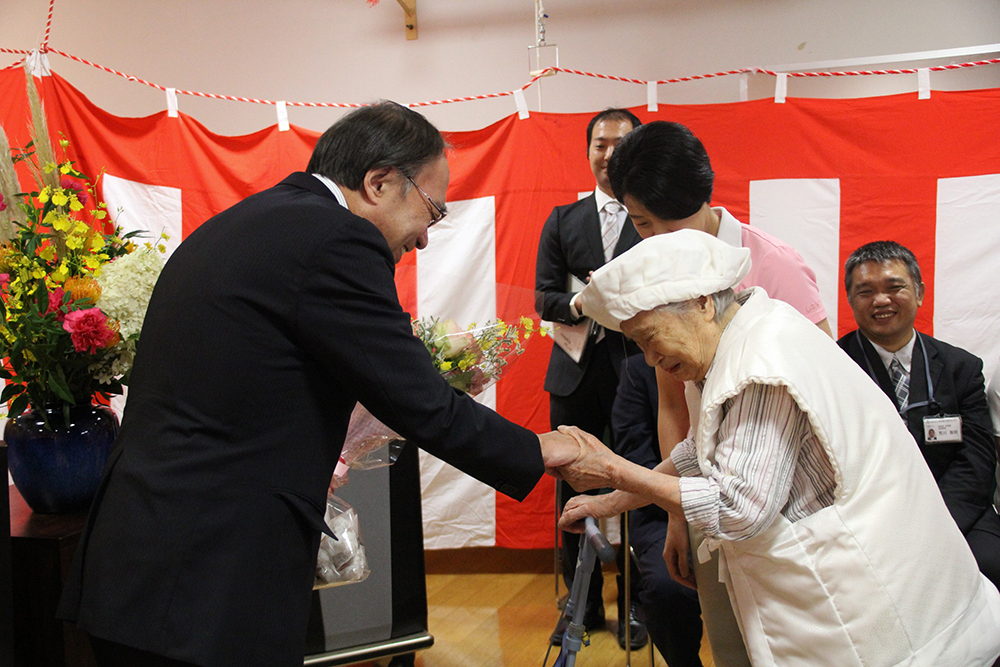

{"left": 550, "top": 341, "right": 640, "bottom": 614}
{"left": 630, "top": 507, "right": 704, "bottom": 667}
{"left": 90, "top": 636, "right": 200, "bottom": 667}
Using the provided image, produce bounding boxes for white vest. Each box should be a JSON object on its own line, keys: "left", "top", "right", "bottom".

{"left": 695, "top": 288, "right": 1000, "bottom": 667}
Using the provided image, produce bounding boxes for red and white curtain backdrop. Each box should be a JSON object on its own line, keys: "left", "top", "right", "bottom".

{"left": 4, "top": 68, "right": 1000, "bottom": 549}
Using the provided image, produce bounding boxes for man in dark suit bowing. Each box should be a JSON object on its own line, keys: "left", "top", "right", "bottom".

{"left": 840, "top": 240, "right": 1000, "bottom": 592}
{"left": 58, "top": 101, "right": 580, "bottom": 667}
{"left": 535, "top": 108, "right": 647, "bottom": 649}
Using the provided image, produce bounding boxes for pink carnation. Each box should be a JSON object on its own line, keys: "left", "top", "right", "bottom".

{"left": 62, "top": 307, "right": 116, "bottom": 353}
{"left": 0, "top": 193, "right": 6, "bottom": 212}
{"left": 47, "top": 287, "right": 67, "bottom": 322}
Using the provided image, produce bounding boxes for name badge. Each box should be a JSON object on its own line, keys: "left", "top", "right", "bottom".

{"left": 924, "top": 415, "right": 962, "bottom": 444}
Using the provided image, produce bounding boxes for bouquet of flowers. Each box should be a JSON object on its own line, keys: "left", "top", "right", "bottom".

{"left": 0, "top": 72, "right": 165, "bottom": 426}
{"left": 331, "top": 315, "right": 542, "bottom": 487}
{"left": 317, "top": 314, "right": 541, "bottom": 587}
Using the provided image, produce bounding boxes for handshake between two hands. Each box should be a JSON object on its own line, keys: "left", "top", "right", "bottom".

{"left": 539, "top": 425, "right": 618, "bottom": 530}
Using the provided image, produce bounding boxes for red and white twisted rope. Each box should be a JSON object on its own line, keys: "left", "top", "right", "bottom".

{"left": 10, "top": 46, "right": 999, "bottom": 110}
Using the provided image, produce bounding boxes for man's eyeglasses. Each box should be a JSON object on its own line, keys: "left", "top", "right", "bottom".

{"left": 400, "top": 169, "right": 447, "bottom": 227}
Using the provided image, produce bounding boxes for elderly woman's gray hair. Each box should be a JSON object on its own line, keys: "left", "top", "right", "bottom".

{"left": 655, "top": 288, "right": 737, "bottom": 325}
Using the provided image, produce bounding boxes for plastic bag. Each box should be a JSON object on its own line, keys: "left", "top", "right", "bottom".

{"left": 314, "top": 494, "right": 370, "bottom": 588}
{"left": 332, "top": 404, "right": 405, "bottom": 488}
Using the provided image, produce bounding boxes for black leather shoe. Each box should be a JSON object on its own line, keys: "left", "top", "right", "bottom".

{"left": 617, "top": 603, "right": 648, "bottom": 650}
{"left": 550, "top": 603, "right": 605, "bottom": 645}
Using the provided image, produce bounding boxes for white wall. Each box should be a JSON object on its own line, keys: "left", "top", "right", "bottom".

{"left": 2, "top": 0, "right": 999, "bottom": 136}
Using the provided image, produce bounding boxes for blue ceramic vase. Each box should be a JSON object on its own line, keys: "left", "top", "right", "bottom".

{"left": 5, "top": 404, "right": 119, "bottom": 514}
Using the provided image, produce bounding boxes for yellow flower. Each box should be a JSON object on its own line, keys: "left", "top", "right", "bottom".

{"left": 44, "top": 210, "right": 73, "bottom": 232}
{"left": 38, "top": 246, "right": 56, "bottom": 261}
{"left": 24, "top": 349, "right": 36, "bottom": 362}
{"left": 60, "top": 163, "right": 72, "bottom": 175}
{"left": 43, "top": 162, "right": 56, "bottom": 174}
{"left": 90, "top": 235, "right": 106, "bottom": 252}
{"left": 51, "top": 189, "right": 69, "bottom": 207}
{"left": 51, "top": 263, "right": 69, "bottom": 283}
{"left": 68, "top": 194, "right": 84, "bottom": 212}
{"left": 0, "top": 245, "right": 14, "bottom": 272}
{"left": 31, "top": 267, "right": 46, "bottom": 280}
{"left": 440, "top": 361, "right": 453, "bottom": 371}
{"left": 37, "top": 187, "right": 51, "bottom": 204}
{"left": 83, "top": 255, "right": 102, "bottom": 270}
{"left": 65, "top": 234, "right": 84, "bottom": 250}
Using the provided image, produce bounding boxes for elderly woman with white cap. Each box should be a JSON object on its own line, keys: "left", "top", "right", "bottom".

{"left": 556, "top": 229, "right": 1000, "bottom": 667}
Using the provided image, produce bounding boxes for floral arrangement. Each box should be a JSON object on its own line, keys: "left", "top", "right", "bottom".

{"left": 413, "top": 315, "right": 541, "bottom": 395}
{"left": 0, "top": 72, "right": 165, "bottom": 425}
{"left": 331, "top": 315, "right": 543, "bottom": 487}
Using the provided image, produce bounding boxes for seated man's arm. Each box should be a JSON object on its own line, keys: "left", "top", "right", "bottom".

{"left": 934, "top": 354, "right": 998, "bottom": 533}
{"left": 612, "top": 353, "right": 661, "bottom": 467}
{"left": 655, "top": 367, "right": 691, "bottom": 461}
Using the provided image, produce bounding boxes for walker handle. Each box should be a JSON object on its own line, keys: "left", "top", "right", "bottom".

{"left": 584, "top": 517, "right": 615, "bottom": 564}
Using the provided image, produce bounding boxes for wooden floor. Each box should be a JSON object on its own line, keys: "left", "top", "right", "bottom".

{"left": 371, "top": 548, "right": 714, "bottom": 667}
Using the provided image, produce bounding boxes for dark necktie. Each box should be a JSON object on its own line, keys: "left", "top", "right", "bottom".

{"left": 889, "top": 357, "right": 909, "bottom": 411}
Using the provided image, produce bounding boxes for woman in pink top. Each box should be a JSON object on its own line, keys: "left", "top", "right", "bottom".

{"left": 604, "top": 121, "right": 832, "bottom": 667}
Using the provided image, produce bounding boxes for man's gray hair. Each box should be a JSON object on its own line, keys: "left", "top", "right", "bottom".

{"left": 654, "top": 288, "right": 736, "bottom": 324}
{"left": 306, "top": 101, "right": 446, "bottom": 191}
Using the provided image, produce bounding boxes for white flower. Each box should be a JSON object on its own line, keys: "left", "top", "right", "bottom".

{"left": 96, "top": 248, "right": 164, "bottom": 340}
{"left": 89, "top": 247, "right": 164, "bottom": 383}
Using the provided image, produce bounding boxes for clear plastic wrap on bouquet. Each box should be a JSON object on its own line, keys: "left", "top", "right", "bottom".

{"left": 332, "top": 405, "right": 405, "bottom": 488}
{"left": 332, "top": 314, "right": 543, "bottom": 488}
{"left": 314, "top": 494, "right": 370, "bottom": 588}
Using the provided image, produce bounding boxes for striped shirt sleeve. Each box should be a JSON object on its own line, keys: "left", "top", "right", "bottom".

{"left": 678, "top": 382, "right": 833, "bottom": 541}
{"left": 670, "top": 437, "right": 702, "bottom": 477}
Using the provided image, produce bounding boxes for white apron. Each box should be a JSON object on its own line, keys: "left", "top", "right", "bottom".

{"left": 693, "top": 288, "right": 1000, "bottom": 667}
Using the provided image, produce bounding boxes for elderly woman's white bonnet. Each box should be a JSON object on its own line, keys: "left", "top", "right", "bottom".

{"left": 579, "top": 229, "right": 752, "bottom": 331}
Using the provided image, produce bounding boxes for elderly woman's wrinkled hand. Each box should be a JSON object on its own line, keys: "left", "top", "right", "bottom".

{"left": 552, "top": 424, "right": 617, "bottom": 492}
{"left": 558, "top": 494, "right": 607, "bottom": 533}
{"left": 664, "top": 512, "right": 697, "bottom": 590}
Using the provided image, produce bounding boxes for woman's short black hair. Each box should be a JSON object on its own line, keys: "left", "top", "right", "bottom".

{"left": 608, "top": 121, "right": 714, "bottom": 220}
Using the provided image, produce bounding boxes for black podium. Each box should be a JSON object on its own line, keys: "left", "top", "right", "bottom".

{"left": 6, "top": 440, "right": 431, "bottom": 666}
{"left": 304, "top": 442, "right": 433, "bottom": 665}
{"left": 1, "top": 445, "right": 14, "bottom": 667}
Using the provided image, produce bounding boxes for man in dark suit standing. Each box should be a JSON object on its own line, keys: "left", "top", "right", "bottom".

{"left": 535, "top": 108, "right": 646, "bottom": 649}
{"left": 840, "top": 240, "right": 1000, "bottom": 592}
{"left": 58, "top": 101, "right": 579, "bottom": 667}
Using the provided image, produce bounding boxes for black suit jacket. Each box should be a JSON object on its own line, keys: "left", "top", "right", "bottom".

{"left": 611, "top": 353, "right": 668, "bottom": 546}
{"left": 59, "top": 173, "right": 544, "bottom": 667}
{"left": 535, "top": 193, "right": 640, "bottom": 396}
{"left": 839, "top": 330, "right": 999, "bottom": 536}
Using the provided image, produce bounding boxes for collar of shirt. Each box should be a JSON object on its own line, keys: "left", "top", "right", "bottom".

{"left": 713, "top": 206, "right": 743, "bottom": 249}
{"left": 312, "top": 173, "right": 349, "bottom": 210}
{"left": 594, "top": 187, "right": 618, "bottom": 214}
{"left": 869, "top": 329, "right": 917, "bottom": 373}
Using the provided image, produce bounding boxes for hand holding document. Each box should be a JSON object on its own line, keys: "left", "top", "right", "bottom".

{"left": 543, "top": 274, "right": 594, "bottom": 363}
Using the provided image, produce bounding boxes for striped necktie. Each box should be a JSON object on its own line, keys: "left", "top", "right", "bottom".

{"left": 601, "top": 201, "right": 621, "bottom": 262}
{"left": 889, "top": 357, "right": 909, "bottom": 411}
